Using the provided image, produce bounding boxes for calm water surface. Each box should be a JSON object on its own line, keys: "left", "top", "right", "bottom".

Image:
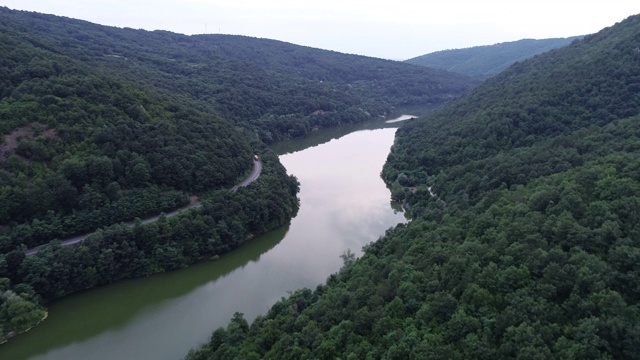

{"left": 0, "top": 116, "right": 411, "bottom": 360}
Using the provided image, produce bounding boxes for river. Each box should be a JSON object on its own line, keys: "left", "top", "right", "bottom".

{"left": 0, "top": 114, "right": 415, "bottom": 360}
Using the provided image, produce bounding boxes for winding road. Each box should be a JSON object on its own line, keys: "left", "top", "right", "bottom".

{"left": 232, "top": 159, "right": 263, "bottom": 192}
{"left": 25, "top": 159, "right": 263, "bottom": 256}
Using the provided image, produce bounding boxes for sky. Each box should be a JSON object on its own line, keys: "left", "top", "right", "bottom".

{"left": 2, "top": 1, "right": 639, "bottom": 60}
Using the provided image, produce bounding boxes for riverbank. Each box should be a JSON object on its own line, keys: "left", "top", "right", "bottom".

{"left": 0, "top": 114, "right": 410, "bottom": 360}
{"left": 0, "top": 312, "right": 47, "bottom": 345}
{"left": 0, "top": 151, "right": 297, "bottom": 352}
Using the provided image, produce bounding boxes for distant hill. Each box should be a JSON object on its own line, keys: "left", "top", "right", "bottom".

{"left": 406, "top": 36, "right": 583, "bottom": 78}
{"left": 0, "top": 7, "right": 477, "bottom": 144}
{"left": 190, "top": 14, "right": 640, "bottom": 359}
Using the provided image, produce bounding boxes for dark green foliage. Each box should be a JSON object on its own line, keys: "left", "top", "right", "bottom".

{"left": 1, "top": 151, "right": 299, "bottom": 302}
{"left": 189, "top": 14, "right": 640, "bottom": 359}
{"left": 0, "top": 7, "right": 475, "bottom": 145}
{"left": 384, "top": 14, "right": 640, "bottom": 208}
{"left": 0, "top": 278, "right": 46, "bottom": 342}
{"left": 406, "top": 36, "right": 582, "bottom": 79}
{"left": 0, "top": 5, "right": 474, "bottom": 249}
{"left": 0, "top": 7, "right": 314, "bottom": 340}
{"left": 0, "top": 18, "right": 255, "bottom": 248}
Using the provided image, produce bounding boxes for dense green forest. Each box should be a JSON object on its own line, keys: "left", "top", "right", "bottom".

{"left": 406, "top": 36, "right": 582, "bottom": 79}
{"left": 0, "top": 6, "right": 475, "bottom": 248}
{"left": 0, "top": 7, "right": 475, "bottom": 144}
{"left": 0, "top": 7, "right": 475, "bottom": 340}
{"left": 0, "top": 8, "right": 250, "bottom": 339}
{"left": 187, "top": 14, "right": 640, "bottom": 359}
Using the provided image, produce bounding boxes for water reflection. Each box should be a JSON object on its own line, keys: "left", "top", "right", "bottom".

{"left": 271, "top": 110, "right": 428, "bottom": 156}
{"left": 1, "top": 110, "right": 419, "bottom": 360}
{"left": 385, "top": 114, "right": 416, "bottom": 123}
{"left": 0, "top": 225, "right": 289, "bottom": 360}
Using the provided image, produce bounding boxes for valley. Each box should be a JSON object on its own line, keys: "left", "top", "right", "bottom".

{"left": 0, "top": 115, "right": 410, "bottom": 360}
{"left": 1, "top": 5, "right": 639, "bottom": 360}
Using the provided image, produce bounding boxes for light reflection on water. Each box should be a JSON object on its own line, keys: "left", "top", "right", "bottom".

{"left": 1, "top": 115, "right": 411, "bottom": 360}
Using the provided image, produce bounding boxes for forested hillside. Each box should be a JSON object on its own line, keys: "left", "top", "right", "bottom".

{"left": 0, "top": 10, "right": 247, "bottom": 341}
{"left": 0, "top": 6, "right": 474, "bottom": 253}
{"left": 406, "top": 36, "right": 581, "bottom": 78}
{"left": 187, "top": 15, "right": 640, "bottom": 359}
{"left": 0, "top": 6, "right": 475, "bottom": 343}
{"left": 0, "top": 7, "right": 475, "bottom": 144}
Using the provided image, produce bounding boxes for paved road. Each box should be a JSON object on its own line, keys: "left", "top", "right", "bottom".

{"left": 232, "top": 159, "right": 262, "bottom": 192}
{"left": 25, "top": 159, "right": 263, "bottom": 256}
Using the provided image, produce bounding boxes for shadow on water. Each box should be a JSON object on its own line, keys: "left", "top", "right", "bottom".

{"left": 0, "top": 224, "right": 290, "bottom": 360}
{"left": 271, "top": 120, "right": 398, "bottom": 156}
{"left": 1, "top": 105, "right": 435, "bottom": 360}
{"left": 271, "top": 106, "right": 436, "bottom": 156}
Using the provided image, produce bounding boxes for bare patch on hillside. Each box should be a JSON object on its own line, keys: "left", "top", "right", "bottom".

{"left": 0, "top": 123, "right": 57, "bottom": 161}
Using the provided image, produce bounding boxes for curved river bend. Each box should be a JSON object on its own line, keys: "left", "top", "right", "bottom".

{"left": 0, "top": 115, "right": 413, "bottom": 360}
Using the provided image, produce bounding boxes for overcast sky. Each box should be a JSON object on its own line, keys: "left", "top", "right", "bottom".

{"left": 2, "top": 1, "right": 639, "bottom": 59}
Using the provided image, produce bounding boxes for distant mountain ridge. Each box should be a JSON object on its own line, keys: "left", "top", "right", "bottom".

{"left": 406, "top": 36, "right": 583, "bottom": 78}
